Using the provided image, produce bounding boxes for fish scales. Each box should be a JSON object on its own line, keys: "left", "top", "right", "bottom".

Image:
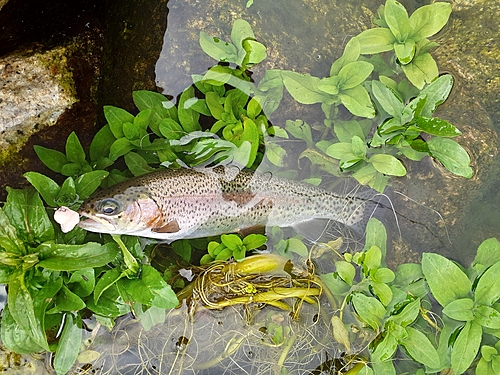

{"left": 78, "top": 167, "right": 378, "bottom": 242}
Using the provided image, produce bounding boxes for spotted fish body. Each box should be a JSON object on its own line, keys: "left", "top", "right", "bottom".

{"left": 78, "top": 167, "right": 379, "bottom": 242}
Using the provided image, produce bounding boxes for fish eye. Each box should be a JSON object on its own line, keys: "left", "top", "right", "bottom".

{"left": 98, "top": 199, "right": 122, "bottom": 216}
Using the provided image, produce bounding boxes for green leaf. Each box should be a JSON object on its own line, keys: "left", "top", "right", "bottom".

{"left": 221, "top": 234, "right": 243, "bottom": 250}
{"left": 371, "top": 281, "right": 393, "bottom": 306}
{"left": 413, "top": 117, "right": 461, "bottom": 137}
{"left": 451, "top": 321, "right": 482, "bottom": 375}
{"left": 285, "top": 120, "right": 313, "bottom": 146}
{"left": 67, "top": 269, "right": 95, "bottom": 298}
{"left": 401, "top": 52, "right": 438, "bottom": 89}
{"left": 242, "top": 234, "right": 267, "bottom": 250}
{"left": 351, "top": 136, "right": 367, "bottom": 159}
{"left": 242, "top": 39, "right": 267, "bottom": 66}
{"left": 172, "top": 240, "right": 192, "bottom": 262}
{"left": 337, "top": 61, "right": 373, "bottom": 90}
{"left": 364, "top": 218, "right": 387, "bottom": 256}
{"left": 87, "top": 284, "right": 130, "bottom": 318}
{"left": 394, "top": 39, "right": 415, "bottom": 65}
{"left": 339, "top": 85, "right": 376, "bottom": 118}
{"left": 473, "top": 238, "right": 500, "bottom": 271}
{"left": 121, "top": 265, "right": 179, "bottom": 309}
{"left": 421, "top": 252, "right": 472, "bottom": 307}
{"left": 89, "top": 125, "right": 115, "bottom": 165}
{"left": 330, "top": 37, "right": 361, "bottom": 76}
{"left": 54, "top": 313, "right": 82, "bottom": 375}
{"left": 281, "top": 71, "right": 332, "bottom": 104}
{"left": 474, "top": 261, "right": 500, "bottom": 306}
{"left": 389, "top": 298, "right": 420, "bottom": 327}
{"left": 133, "top": 90, "right": 176, "bottom": 135}
{"left": 335, "top": 261, "right": 356, "bottom": 285}
{"left": 474, "top": 305, "right": 500, "bottom": 329}
{"left": 109, "top": 137, "right": 134, "bottom": 161}
{"left": 4, "top": 187, "right": 54, "bottom": 243}
{"left": 442, "top": 298, "right": 474, "bottom": 321}
{"left": 357, "top": 28, "right": 396, "bottom": 54}
{"left": 8, "top": 274, "right": 49, "bottom": 351}
{"left": 372, "top": 331, "right": 398, "bottom": 362}
{"left": 371, "top": 80, "right": 404, "bottom": 118}
{"left": 24, "top": 172, "right": 60, "bottom": 207}
{"left": 48, "top": 285, "right": 86, "bottom": 313}
{"left": 75, "top": 170, "right": 109, "bottom": 200}
{"left": 64, "top": 133, "right": 86, "bottom": 169}
{"left": 418, "top": 74, "right": 454, "bottom": 117}
{"left": 34, "top": 145, "right": 68, "bottom": 173}
{"left": 409, "top": 2, "right": 452, "bottom": 39}
{"left": 124, "top": 152, "right": 156, "bottom": 177}
{"left": 122, "top": 121, "right": 140, "bottom": 140}
{"left": 402, "top": 326, "right": 441, "bottom": 368}
{"left": 178, "top": 86, "right": 201, "bottom": 132}
{"left": 364, "top": 245, "right": 382, "bottom": 271}
{"left": 199, "top": 32, "right": 238, "bottom": 63}
{"left": 368, "top": 154, "right": 406, "bottom": 176}
{"left": 1, "top": 305, "right": 46, "bottom": 354}
{"left": 384, "top": 0, "right": 411, "bottom": 42}
{"left": 38, "top": 242, "right": 118, "bottom": 271}
{"left": 104, "top": 106, "right": 134, "bottom": 138}
{"left": 325, "top": 142, "right": 353, "bottom": 159}
{"left": 230, "top": 19, "right": 255, "bottom": 48}
{"left": 93, "top": 268, "right": 123, "bottom": 304}
{"left": 351, "top": 293, "right": 386, "bottom": 329}
{"left": 333, "top": 120, "right": 368, "bottom": 143}
{"left": 428, "top": 137, "right": 473, "bottom": 178}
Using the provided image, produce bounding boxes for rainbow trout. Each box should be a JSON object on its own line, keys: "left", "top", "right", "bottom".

{"left": 78, "top": 167, "right": 380, "bottom": 242}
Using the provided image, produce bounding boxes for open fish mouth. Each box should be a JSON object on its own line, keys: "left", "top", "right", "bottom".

{"left": 78, "top": 214, "right": 117, "bottom": 232}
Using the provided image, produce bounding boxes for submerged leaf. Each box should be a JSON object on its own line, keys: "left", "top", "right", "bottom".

{"left": 428, "top": 137, "right": 473, "bottom": 178}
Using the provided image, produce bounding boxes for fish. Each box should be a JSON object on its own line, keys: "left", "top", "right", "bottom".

{"left": 78, "top": 167, "right": 382, "bottom": 242}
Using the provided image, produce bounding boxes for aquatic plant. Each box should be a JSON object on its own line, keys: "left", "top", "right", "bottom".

{"left": 0, "top": 2, "right": 489, "bottom": 374}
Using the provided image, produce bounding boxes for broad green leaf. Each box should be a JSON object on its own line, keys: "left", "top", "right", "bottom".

{"left": 8, "top": 273, "right": 49, "bottom": 351}
{"left": 339, "top": 85, "right": 376, "bottom": 118}
{"left": 33, "top": 145, "right": 68, "bottom": 173}
{"left": 402, "top": 326, "right": 441, "bottom": 368}
{"left": 473, "top": 238, "right": 500, "bottom": 271}
{"left": 122, "top": 121, "right": 140, "bottom": 140}
{"left": 109, "top": 137, "right": 134, "bottom": 161}
{"left": 242, "top": 39, "right": 267, "bottom": 66}
{"left": 401, "top": 52, "right": 438, "bottom": 89}
{"left": 65, "top": 132, "right": 86, "bottom": 166}
{"left": 265, "top": 142, "right": 287, "bottom": 167}
{"left": 242, "top": 234, "right": 267, "bottom": 250}
{"left": 4, "top": 187, "right": 54, "bottom": 244}
{"left": 371, "top": 359, "right": 395, "bottom": 375}
{"left": 104, "top": 106, "right": 134, "bottom": 138}
{"left": 205, "top": 91, "right": 225, "bottom": 120}
{"left": 133, "top": 108, "right": 152, "bottom": 132}
{"left": 172, "top": 240, "right": 192, "bottom": 262}
{"left": 351, "top": 136, "right": 366, "bottom": 158}
{"left": 409, "top": 2, "right": 452, "bottom": 39}
{"left": 371, "top": 331, "right": 398, "bottom": 362}
{"left": 330, "top": 37, "right": 361, "bottom": 76}
{"left": 331, "top": 315, "right": 351, "bottom": 352}
{"left": 337, "top": 61, "right": 373, "bottom": 90}
{"left": 38, "top": 242, "right": 119, "bottom": 271}
{"left": 178, "top": 86, "right": 201, "bottom": 132}
{"left": 352, "top": 164, "right": 377, "bottom": 186}
{"left": 89, "top": 125, "right": 115, "bottom": 164}
{"left": 389, "top": 298, "right": 420, "bottom": 327}
{"left": 371, "top": 80, "right": 404, "bottom": 119}
{"left": 285, "top": 120, "right": 313, "bottom": 146}
{"left": 413, "top": 117, "right": 461, "bottom": 137}
{"left": 384, "top": 0, "right": 411, "bottom": 42}
{"left": 124, "top": 152, "right": 156, "bottom": 177}
{"left": 318, "top": 76, "right": 340, "bottom": 95}
{"left": 281, "top": 71, "right": 332, "bottom": 104}
{"left": 24, "top": 172, "right": 60, "bottom": 207}
{"left": 159, "top": 118, "right": 185, "bottom": 140}
{"left": 87, "top": 284, "right": 130, "bottom": 318}
{"left": 475, "top": 261, "right": 500, "bottom": 306}
{"left": 474, "top": 305, "right": 500, "bottom": 329}
{"left": 371, "top": 268, "right": 395, "bottom": 284}
{"left": 418, "top": 74, "right": 454, "bottom": 117}
{"left": 221, "top": 234, "right": 243, "bottom": 250}
{"left": 199, "top": 32, "right": 238, "bottom": 63}
{"left": 121, "top": 265, "right": 179, "bottom": 309}
{"left": 325, "top": 142, "right": 353, "bottom": 159}
{"left": 56, "top": 177, "right": 76, "bottom": 207}
{"left": 333, "top": 120, "right": 368, "bottom": 143}
{"left": 442, "top": 298, "right": 474, "bottom": 321}
{"left": 75, "top": 170, "right": 109, "bottom": 199}
{"left": 364, "top": 218, "right": 387, "bottom": 256}
{"left": 1, "top": 305, "right": 45, "bottom": 354}
{"left": 54, "top": 313, "right": 82, "bottom": 375}
{"left": 48, "top": 285, "right": 86, "bottom": 313}
{"left": 428, "top": 137, "right": 473, "bottom": 178}
{"left": 351, "top": 293, "right": 386, "bottom": 329}
{"left": 320, "top": 272, "right": 351, "bottom": 296}
{"left": 133, "top": 90, "right": 176, "bottom": 135}
{"left": 422, "top": 252, "right": 472, "bottom": 307}
{"left": 335, "top": 261, "right": 356, "bottom": 285}
{"left": 394, "top": 39, "right": 415, "bottom": 65}
{"left": 93, "top": 268, "right": 123, "bottom": 304}
{"left": 371, "top": 281, "right": 393, "bottom": 306}
{"left": 451, "top": 321, "right": 482, "bottom": 375}
{"left": 230, "top": 19, "right": 255, "bottom": 49}
{"left": 364, "top": 245, "right": 382, "bottom": 271}
{"left": 357, "top": 28, "right": 396, "bottom": 54}
{"left": 68, "top": 269, "right": 95, "bottom": 298}
{"left": 369, "top": 154, "right": 406, "bottom": 176}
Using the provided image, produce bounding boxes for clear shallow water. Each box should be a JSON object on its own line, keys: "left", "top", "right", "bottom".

{"left": 2, "top": 0, "right": 500, "bottom": 373}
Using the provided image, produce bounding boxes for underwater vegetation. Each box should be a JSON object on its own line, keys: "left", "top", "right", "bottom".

{"left": 0, "top": 1, "right": 495, "bottom": 374}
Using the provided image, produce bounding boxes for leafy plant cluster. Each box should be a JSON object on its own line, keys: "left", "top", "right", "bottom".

{"left": 322, "top": 219, "right": 500, "bottom": 375}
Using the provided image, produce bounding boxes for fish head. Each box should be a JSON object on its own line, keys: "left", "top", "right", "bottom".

{"left": 78, "top": 185, "right": 164, "bottom": 235}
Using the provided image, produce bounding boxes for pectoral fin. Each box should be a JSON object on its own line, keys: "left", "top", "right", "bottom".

{"left": 152, "top": 219, "right": 181, "bottom": 233}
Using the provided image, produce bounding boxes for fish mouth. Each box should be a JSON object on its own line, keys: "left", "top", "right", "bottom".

{"left": 78, "top": 213, "right": 116, "bottom": 232}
